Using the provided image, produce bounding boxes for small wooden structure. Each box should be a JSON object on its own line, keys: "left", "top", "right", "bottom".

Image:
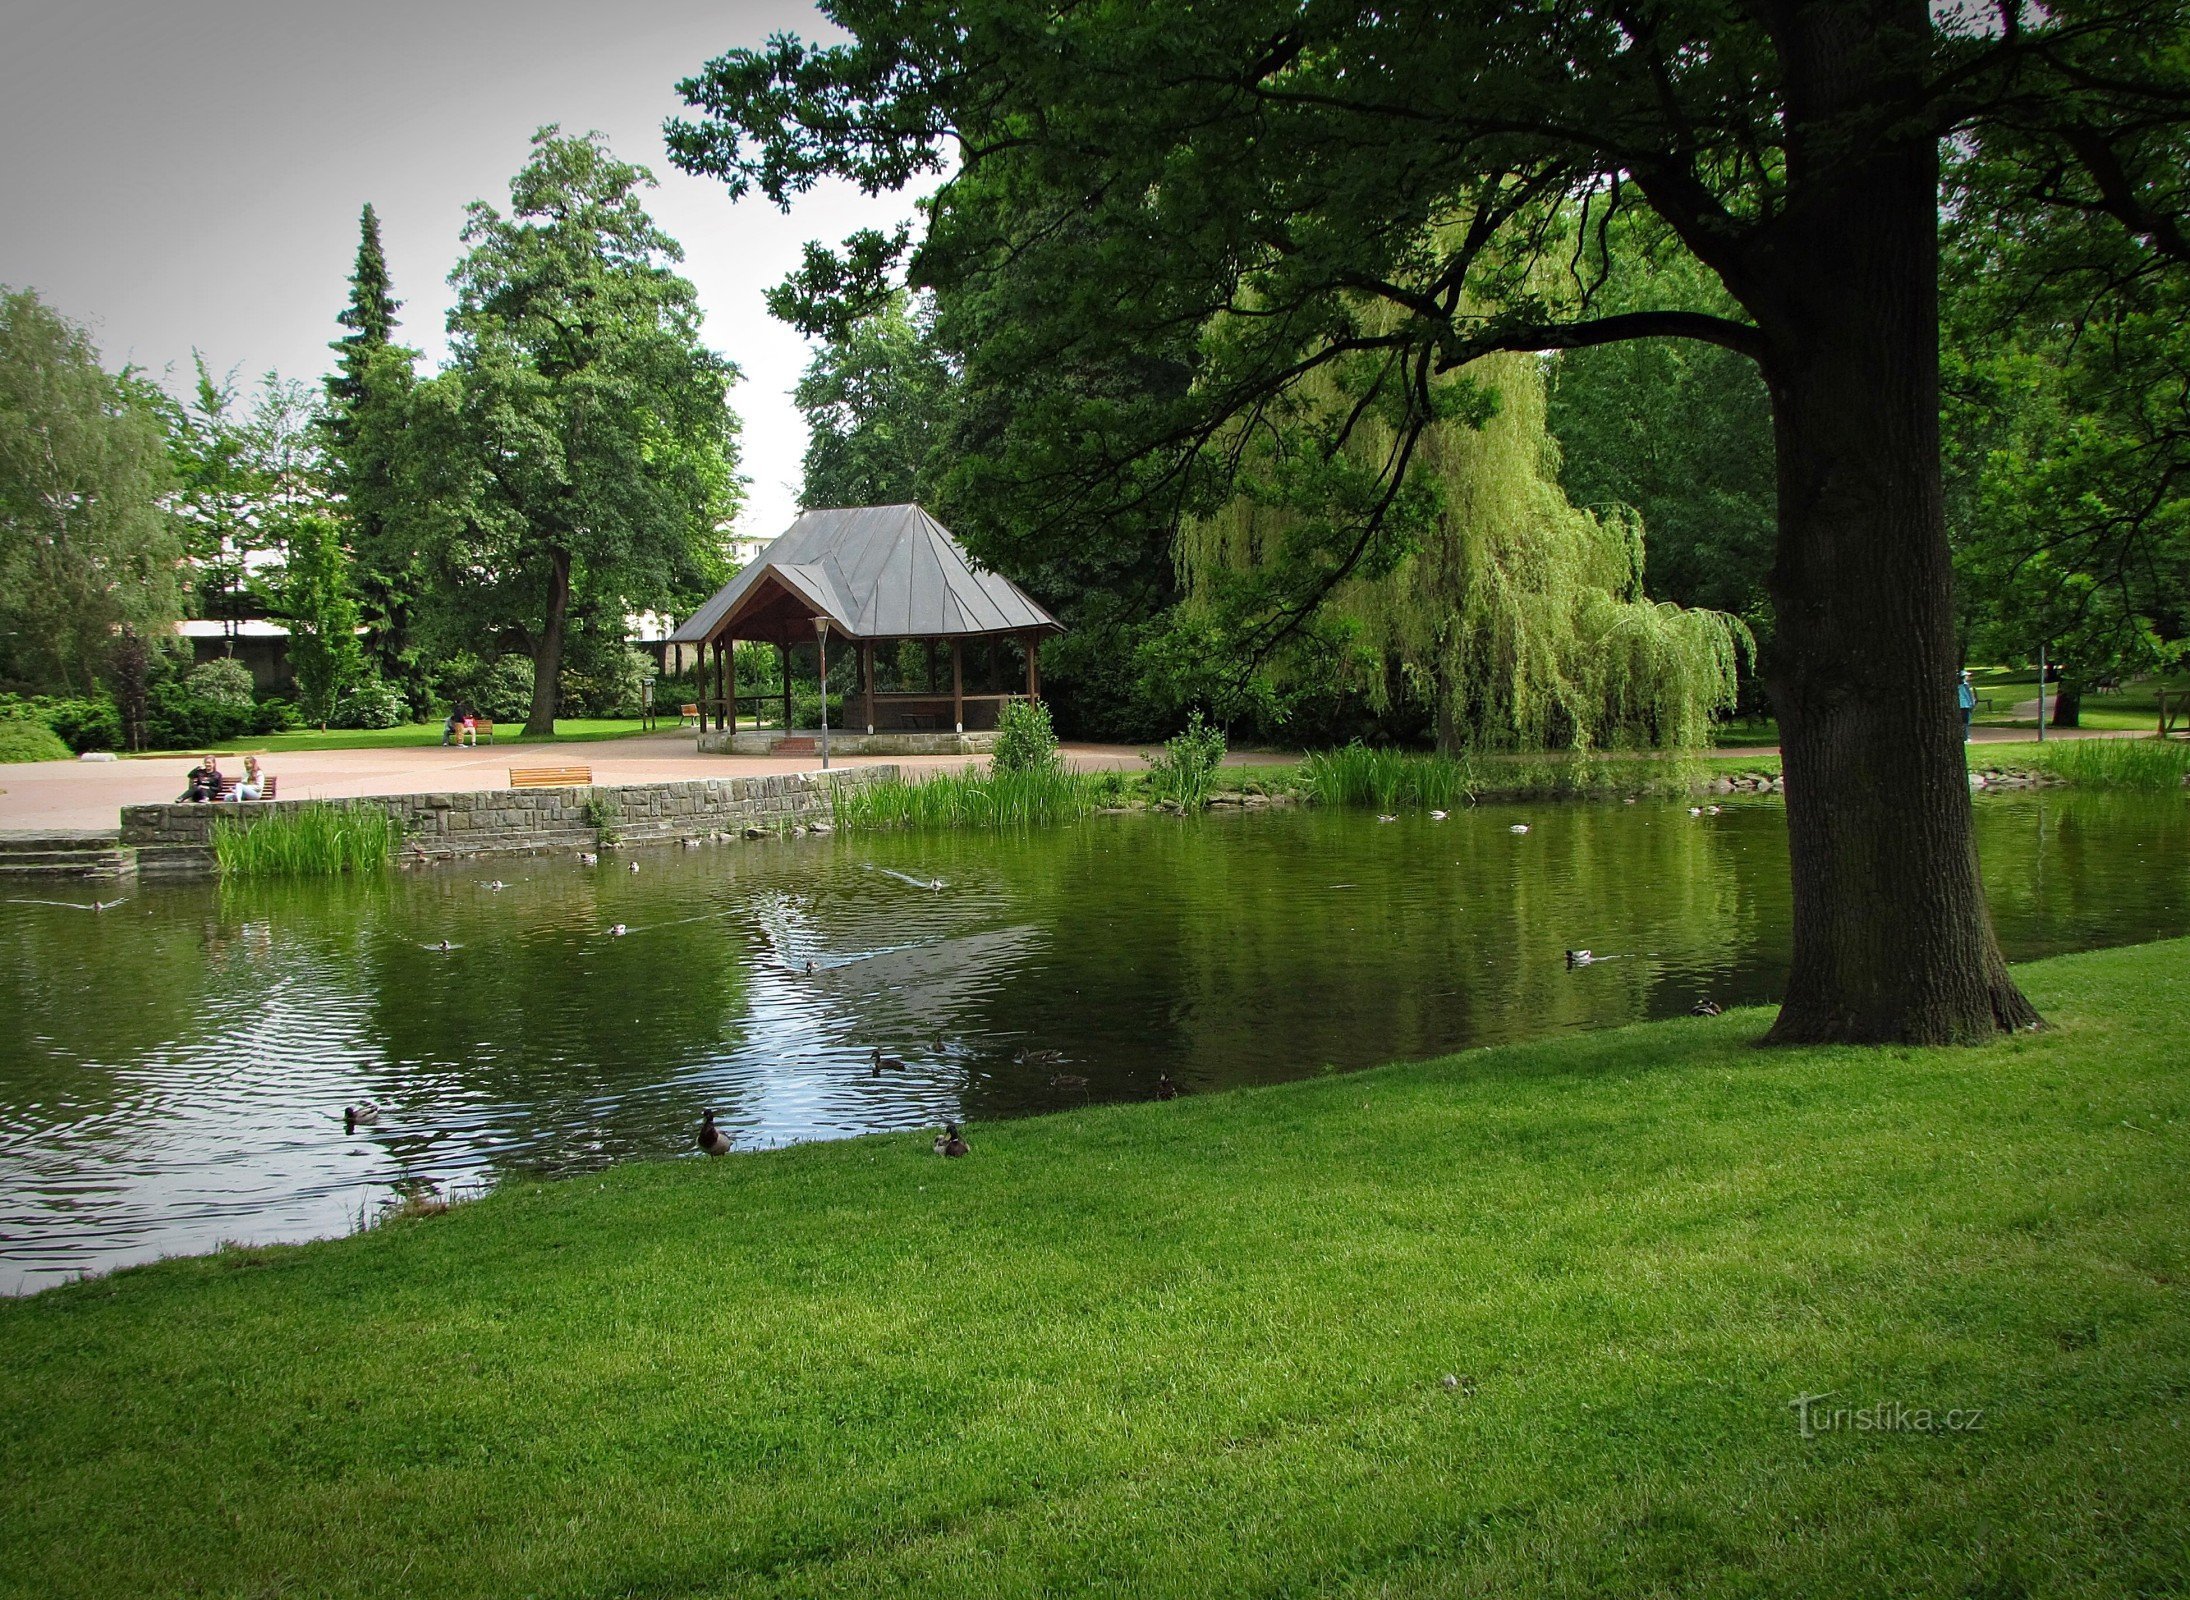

{"left": 670, "top": 505, "right": 1063, "bottom": 743}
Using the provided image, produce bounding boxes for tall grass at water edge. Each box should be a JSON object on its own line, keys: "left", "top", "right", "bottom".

{"left": 2025, "top": 737, "right": 2190, "bottom": 790}
{"left": 1300, "top": 744, "right": 1476, "bottom": 809}
{"left": 211, "top": 803, "right": 398, "bottom": 878}
{"left": 830, "top": 765, "right": 1100, "bottom": 830}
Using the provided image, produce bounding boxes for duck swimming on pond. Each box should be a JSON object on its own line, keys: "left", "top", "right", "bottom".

{"left": 1429, "top": 810, "right": 1448, "bottom": 821}
{"left": 630, "top": 861, "right": 640, "bottom": 873}
{"left": 344, "top": 1103, "right": 381, "bottom": 1133}
{"left": 579, "top": 852, "right": 599, "bottom": 866}
{"left": 1015, "top": 1048, "right": 1063, "bottom": 1067}
{"left": 697, "top": 1109, "right": 731, "bottom": 1156}
{"left": 1565, "top": 949, "right": 1595, "bottom": 968}
{"left": 609, "top": 924, "right": 628, "bottom": 937}
{"left": 870, "top": 1047, "right": 906, "bottom": 1075}
{"left": 1050, "top": 1072, "right": 1090, "bottom": 1092}
{"left": 1376, "top": 814, "right": 1398, "bottom": 824}
{"left": 1509, "top": 823, "right": 1530, "bottom": 834}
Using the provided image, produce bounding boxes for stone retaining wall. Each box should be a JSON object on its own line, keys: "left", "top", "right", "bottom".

{"left": 698, "top": 729, "right": 997, "bottom": 756}
{"left": 120, "top": 766, "right": 899, "bottom": 878}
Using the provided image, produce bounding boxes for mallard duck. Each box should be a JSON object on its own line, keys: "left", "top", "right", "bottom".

{"left": 939, "top": 1122, "right": 970, "bottom": 1158}
{"left": 1154, "top": 1073, "right": 1180, "bottom": 1100}
{"left": 1429, "top": 810, "right": 1448, "bottom": 821}
{"left": 480, "top": 880, "right": 506, "bottom": 890}
{"left": 1376, "top": 814, "right": 1398, "bottom": 824}
{"left": 629, "top": 860, "right": 640, "bottom": 873}
{"left": 610, "top": 923, "right": 628, "bottom": 937}
{"left": 1687, "top": 807, "right": 1703, "bottom": 817}
{"left": 1050, "top": 1072, "right": 1090, "bottom": 1092}
{"left": 870, "top": 1047, "right": 906, "bottom": 1075}
{"left": 579, "top": 851, "right": 599, "bottom": 866}
{"left": 344, "top": 1103, "right": 381, "bottom": 1133}
{"left": 434, "top": 938, "right": 453, "bottom": 953}
{"left": 1565, "top": 949, "right": 1595, "bottom": 968}
{"left": 697, "top": 1109, "right": 731, "bottom": 1156}
{"left": 1015, "top": 1048, "right": 1063, "bottom": 1067}
{"left": 802, "top": 958, "right": 818, "bottom": 976}
{"left": 1705, "top": 805, "right": 1723, "bottom": 815}
{"left": 1509, "top": 823, "right": 1530, "bottom": 834}
{"left": 1689, "top": 998, "right": 1723, "bottom": 1017}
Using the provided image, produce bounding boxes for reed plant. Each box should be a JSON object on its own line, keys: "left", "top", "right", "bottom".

{"left": 831, "top": 765, "right": 1099, "bottom": 830}
{"left": 1301, "top": 743, "right": 1476, "bottom": 809}
{"left": 210, "top": 802, "right": 398, "bottom": 878}
{"left": 2027, "top": 737, "right": 2190, "bottom": 790}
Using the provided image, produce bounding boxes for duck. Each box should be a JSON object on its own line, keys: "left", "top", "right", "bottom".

{"left": 697, "top": 1109, "right": 731, "bottom": 1156}
{"left": 1429, "top": 810, "right": 1448, "bottom": 821}
{"left": 1565, "top": 949, "right": 1595, "bottom": 968}
{"left": 91, "top": 898, "right": 128, "bottom": 912}
{"left": 938, "top": 1122, "right": 970, "bottom": 1158}
{"left": 802, "top": 958, "right": 818, "bottom": 976}
{"left": 1376, "top": 814, "right": 1398, "bottom": 824}
{"left": 1705, "top": 804, "right": 1723, "bottom": 815}
{"left": 681, "top": 836, "right": 703, "bottom": 848}
{"left": 1509, "top": 823, "right": 1530, "bottom": 834}
{"left": 629, "top": 860, "right": 640, "bottom": 874}
{"left": 1050, "top": 1072, "right": 1091, "bottom": 1092}
{"left": 609, "top": 923, "right": 628, "bottom": 937}
{"left": 870, "top": 1046, "right": 906, "bottom": 1075}
{"left": 1687, "top": 807, "right": 1703, "bottom": 817}
{"left": 481, "top": 879, "right": 506, "bottom": 890}
{"left": 1015, "top": 1048, "right": 1063, "bottom": 1067}
{"left": 1689, "top": 998, "right": 1723, "bottom": 1017}
{"left": 343, "top": 1103, "right": 381, "bottom": 1133}
{"left": 579, "top": 851, "right": 599, "bottom": 866}
{"left": 1154, "top": 1073, "right": 1180, "bottom": 1101}
{"left": 435, "top": 938, "right": 453, "bottom": 953}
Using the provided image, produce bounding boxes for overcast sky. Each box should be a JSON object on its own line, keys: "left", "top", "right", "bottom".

{"left": 0, "top": 0, "right": 926, "bottom": 540}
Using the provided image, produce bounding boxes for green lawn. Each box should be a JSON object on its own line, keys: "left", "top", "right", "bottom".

{"left": 3, "top": 940, "right": 2186, "bottom": 1597}
{"left": 143, "top": 717, "right": 680, "bottom": 756}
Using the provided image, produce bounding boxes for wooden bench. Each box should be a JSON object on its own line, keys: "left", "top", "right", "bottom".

{"left": 447, "top": 717, "right": 496, "bottom": 746}
{"left": 509, "top": 765, "right": 592, "bottom": 789}
{"left": 680, "top": 703, "right": 701, "bottom": 727}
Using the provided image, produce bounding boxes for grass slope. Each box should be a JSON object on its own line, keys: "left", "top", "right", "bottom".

{"left": 3, "top": 942, "right": 2186, "bottom": 1598}
{"left": 139, "top": 718, "right": 672, "bottom": 757}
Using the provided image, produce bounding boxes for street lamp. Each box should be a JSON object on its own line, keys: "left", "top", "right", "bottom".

{"left": 813, "top": 616, "right": 831, "bottom": 770}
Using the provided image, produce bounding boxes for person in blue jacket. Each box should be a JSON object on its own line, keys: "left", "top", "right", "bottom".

{"left": 1957, "top": 670, "right": 1977, "bottom": 741}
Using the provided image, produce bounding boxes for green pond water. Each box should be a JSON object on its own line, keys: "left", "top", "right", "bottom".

{"left": 3, "top": 791, "right": 2185, "bottom": 1292}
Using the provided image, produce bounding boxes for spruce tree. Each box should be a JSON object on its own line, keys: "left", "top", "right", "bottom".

{"left": 322, "top": 203, "right": 418, "bottom": 689}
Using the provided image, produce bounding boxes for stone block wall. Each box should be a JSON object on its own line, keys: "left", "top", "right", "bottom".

{"left": 119, "top": 766, "right": 899, "bottom": 878}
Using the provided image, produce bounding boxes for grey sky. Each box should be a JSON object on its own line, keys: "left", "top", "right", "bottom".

{"left": 0, "top": 0, "right": 925, "bottom": 540}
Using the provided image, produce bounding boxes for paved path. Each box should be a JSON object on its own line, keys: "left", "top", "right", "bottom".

{"left": 0, "top": 737, "right": 1287, "bottom": 833}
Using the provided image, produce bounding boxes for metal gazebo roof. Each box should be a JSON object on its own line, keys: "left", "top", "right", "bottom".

{"left": 669, "top": 504, "right": 1063, "bottom": 646}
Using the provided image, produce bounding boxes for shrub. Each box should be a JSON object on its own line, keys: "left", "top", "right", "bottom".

{"left": 992, "top": 699, "right": 1061, "bottom": 775}
{"left": 146, "top": 680, "right": 255, "bottom": 747}
{"left": 1302, "top": 744, "right": 1476, "bottom": 809}
{"left": 474, "top": 655, "right": 536, "bottom": 723}
{"left": 560, "top": 647, "right": 655, "bottom": 719}
{"left": 1144, "top": 711, "right": 1228, "bottom": 811}
{"left": 0, "top": 719, "right": 72, "bottom": 763}
{"left": 186, "top": 657, "right": 257, "bottom": 708}
{"left": 0, "top": 692, "right": 121, "bottom": 752}
{"left": 340, "top": 676, "right": 409, "bottom": 730}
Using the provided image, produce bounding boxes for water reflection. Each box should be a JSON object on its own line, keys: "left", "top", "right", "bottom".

{"left": 2, "top": 791, "right": 2183, "bottom": 1291}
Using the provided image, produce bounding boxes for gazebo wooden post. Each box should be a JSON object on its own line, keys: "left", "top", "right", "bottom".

{"left": 861, "top": 641, "right": 876, "bottom": 734}
{"left": 951, "top": 640, "right": 964, "bottom": 734}
{"left": 779, "top": 644, "right": 792, "bottom": 730}
{"left": 1024, "top": 632, "right": 1041, "bottom": 702}
{"left": 725, "top": 637, "right": 737, "bottom": 736}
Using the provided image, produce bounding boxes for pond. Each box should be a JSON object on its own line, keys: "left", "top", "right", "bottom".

{"left": 3, "top": 790, "right": 2185, "bottom": 1292}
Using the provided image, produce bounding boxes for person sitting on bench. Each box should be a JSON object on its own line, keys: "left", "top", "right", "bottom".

{"left": 180, "top": 755, "right": 223, "bottom": 802}
{"left": 233, "top": 754, "right": 265, "bottom": 801}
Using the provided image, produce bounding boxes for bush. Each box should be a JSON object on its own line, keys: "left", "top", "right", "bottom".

{"left": 186, "top": 658, "right": 257, "bottom": 708}
{"left": 146, "top": 680, "right": 255, "bottom": 748}
{"left": 0, "top": 718, "right": 72, "bottom": 763}
{"left": 560, "top": 647, "right": 655, "bottom": 719}
{"left": 340, "top": 677, "right": 409, "bottom": 730}
{"left": 474, "top": 656, "right": 536, "bottom": 723}
{"left": 1143, "top": 711, "right": 1228, "bottom": 811}
{"left": 992, "top": 699, "right": 1061, "bottom": 775}
{"left": 0, "top": 692, "right": 120, "bottom": 752}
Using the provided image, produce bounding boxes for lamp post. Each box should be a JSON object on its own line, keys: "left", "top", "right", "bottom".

{"left": 813, "top": 616, "right": 831, "bottom": 769}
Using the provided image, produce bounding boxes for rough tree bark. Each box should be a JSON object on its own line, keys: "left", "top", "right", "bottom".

{"left": 524, "top": 547, "right": 572, "bottom": 738}
{"left": 1756, "top": 2, "right": 2041, "bottom": 1044}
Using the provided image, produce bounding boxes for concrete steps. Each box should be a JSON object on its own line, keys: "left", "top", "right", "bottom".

{"left": 0, "top": 829, "right": 137, "bottom": 880}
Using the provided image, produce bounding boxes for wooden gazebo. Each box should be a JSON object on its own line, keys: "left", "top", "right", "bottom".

{"left": 671, "top": 505, "right": 1063, "bottom": 745}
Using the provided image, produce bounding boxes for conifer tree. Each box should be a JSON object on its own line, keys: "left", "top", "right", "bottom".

{"left": 323, "top": 203, "right": 419, "bottom": 687}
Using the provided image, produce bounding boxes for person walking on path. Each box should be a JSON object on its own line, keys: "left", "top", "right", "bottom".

{"left": 1957, "top": 670, "right": 1978, "bottom": 742}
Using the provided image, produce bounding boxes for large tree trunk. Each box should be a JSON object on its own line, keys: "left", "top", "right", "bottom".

{"left": 524, "top": 549, "right": 571, "bottom": 738}
{"left": 1759, "top": 4, "right": 2040, "bottom": 1044}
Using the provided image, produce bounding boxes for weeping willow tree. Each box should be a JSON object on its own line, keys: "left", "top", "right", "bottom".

{"left": 1179, "top": 349, "right": 1748, "bottom": 752}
